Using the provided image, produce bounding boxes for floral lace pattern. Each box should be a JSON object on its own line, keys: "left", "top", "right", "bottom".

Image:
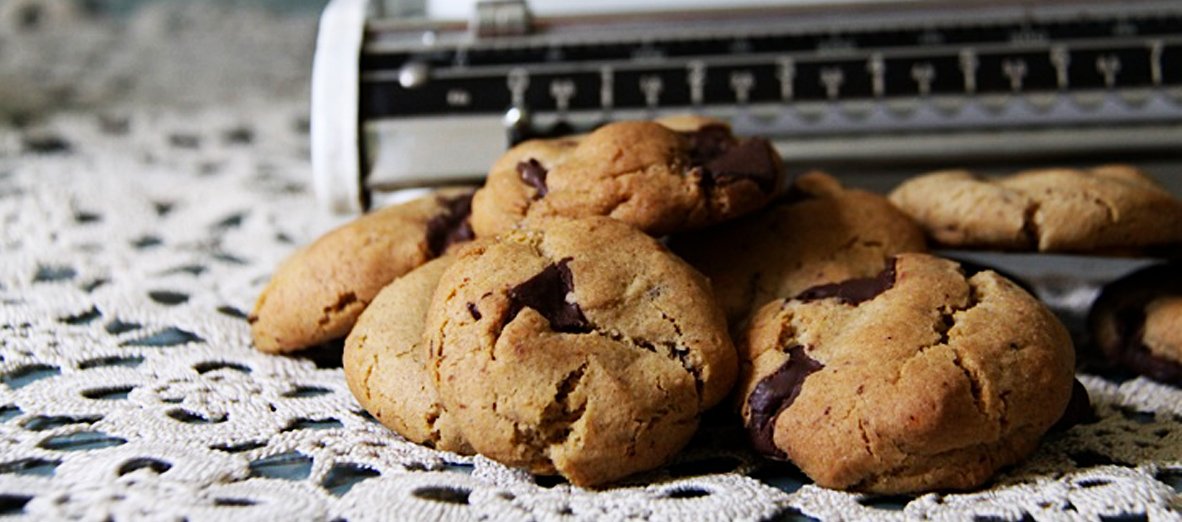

{"left": 0, "top": 101, "right": 1178, "bottom": 521}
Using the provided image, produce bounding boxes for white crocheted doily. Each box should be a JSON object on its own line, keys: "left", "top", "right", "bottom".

{"left": 0, "top": 101, "right": 1179, "bottom": 521}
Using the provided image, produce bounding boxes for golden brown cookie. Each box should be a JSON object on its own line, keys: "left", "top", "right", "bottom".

{"left": 470, "top": 118, "right": 786, "bottom": 238}
{"left": 888, "top": 165, "right": 1182, "bottom": 253}
{"left": 425, "top": 216, "right": 736, "bottom": 487}
{"left": 739, "top": 253, "right": 1075, "bottom": 494}
{"left": 343, "top": 256, "right": 472, "bottom": 454}
{"left": 1089, "top": 261, "right": 1182, "bottom": 385}
{"left": 1144, "top": 297, "right": 1182, "bottom": 371}
{"left": 250, "top": 188, "right": 475, "bottom": 353}
{"left": 672, "top": 172, "right": 927, "bottom": 326}
{"left": 469, "top": 137, "right": 582, "bottom": 238}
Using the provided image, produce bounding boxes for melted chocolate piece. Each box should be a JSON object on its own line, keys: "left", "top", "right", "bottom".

{"left": 1089, "top": 262, "right": 1182, "bottom": 386}
{"left": 684, "top": 125, "right": 779, "bottom": 193}
{"left": 425, "top": 193, "right": 475, "bottom": 258}
{"left": 506, "top": 258, "right": 591, "bottom": 334}
{"left": 1126, "top": 326, "right": 1182, "bottom": 385}
{"left": 745, "top": 345, "right": 824, "bottom": 459}
{"left": 702, "top": 138, "right": 779, "bottom": 193}
{"left": 467, "top": 303, "right": 482, "bottom": 321}
{"left": 686, "top": 125, "right": 735, "bottom": 165}
{"left": 797, "top": 259, "right": 898, "bottom": 305}
{"left": 517, "top": 159, "right": 549, "bottom": 199}
{"left": 1050, "top": 379, "right": 1095, "bottom": 432}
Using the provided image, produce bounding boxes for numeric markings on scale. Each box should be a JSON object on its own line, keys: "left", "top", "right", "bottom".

{"left": 978, "top": 52, "right": 1055, "bottom": 93}
{"left": 1002, "top": 58, "right": 1028, "bottom": 92}
{"left": 730, "top": 70, "right": 755, "bottom": 103}
{"left": 687, "top": 61, "right": 706, "bottom": 106}
{"left": 820, "top": 67, "right": 845, "bottom": 99}
{"left": 507, "top": 68, "right": 529, "bottom": 107}
{"left": 600, "top": 67, "right": 614, "bottom": 110}
{"left": 911, "top": 62, "right": 935, "bottom": 95}
{"left": 883, "top": 56, "right": 958, "bottom": 97}
{"left": 1050, "top": 46, "right": 1071, "bottom": 89}
{"left": 777, "top": 58, "right": 796, "bottom": 101}
{"left": 549, "top": 80, "right": 575, "bottom": 112}
{"left": 868, "top": 54, "right": 886, "bottom": 97}
{"left": 446, "top": 89, "right": 471, "bottom": 107}
{"left": 1113, "top": 21, "right": 1137, "bottom": 37}
{"left": 918, "top": 30, "right": 944, "bottom": 46}
{"left": 731, "top": 38, "right": 753, "bottom": 54}
{"left": 633, "top": 43, "right": 664, "bottom": 61}
{"left": 1068, "top": 47, "right": 1150, "bottom": 89}
{"left": 818, "top": 36, "right": 856, "bottom": 53}
{"left": 1009, "top": 28, "right": 1048, "bottom": 44}
{"left": 1096, "top": 54, "right": 1121, "bottom": 88}
{"left": 640, "top": 75, "right": 663, "bottom": 108}
{"left": 960, "top": 49, "right": 979, "bottom": 94}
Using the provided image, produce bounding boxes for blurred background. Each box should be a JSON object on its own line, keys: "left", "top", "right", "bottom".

{"left": 0, "top": 0, "right": 906, "bottom": 122}
{"left": 0, "top": 0, "right": 329, "bottom": 123}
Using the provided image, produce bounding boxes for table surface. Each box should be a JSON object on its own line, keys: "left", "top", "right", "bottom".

{"left": 0, "top": 99, "right": 1179, "bottom": 521}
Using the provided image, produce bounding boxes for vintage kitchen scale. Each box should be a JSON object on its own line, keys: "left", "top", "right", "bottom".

{"left": 311, "top": 0, "right": 1182, "bottom": 213}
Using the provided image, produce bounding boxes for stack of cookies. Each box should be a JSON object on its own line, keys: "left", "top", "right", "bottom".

{"left": 889, "top": 166, "right": 1182, "bottom": 388}
{"left": 248, "top": 116, "right": 1182, "bottom": 492}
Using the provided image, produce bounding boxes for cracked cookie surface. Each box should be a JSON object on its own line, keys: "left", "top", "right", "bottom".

{"left": 343, "top": 256, "right": 472, "bottom": 454}
{"left": 470, "top": 117, "right": 786, "bottom": 238}
{"left": 888, "top": 165, "right": 1182, "bottom": 253}
{"left": 738, "top": 253, "right": 1075, "bottom": 494}
{"left": 1089, "top": 262, "right": 1182, "bottom": 385}
{"left": 250, "top": 188, "right": 476, "bottom": 353}
{"left": 672, "top": 172, "right": 927, "bottom": 327}
{"left": 426, "top": 216, "right": 736, "bottom": 487}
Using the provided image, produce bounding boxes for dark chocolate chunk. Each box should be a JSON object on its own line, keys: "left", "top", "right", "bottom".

{"left": 702, "top": 138, "right": 780, "bottom": 193}
{"left": 467, "top": 303, "right": 482, "bottom": 321}
{"left": 1125, "top": 326, "right": 1182, "bottom": 385}
{"left": 517, "top": 159, "right": 549, "bottom": 199}
{"left": 506, "top": 258, "right": 591, "bottom": 334}
{"left": 684, "top": 125, "right": 780, "bottom": 193}
{"left": 796, "top": 259, "right": 898, "bottom": 306}
{"left": 425, "top": 193, "right": 475, "bottom": 258}
{"left": 685, "top": 125, "right": 736, "bottom": 165}
{"left": 746, "top": 345, "right": 823, "bottom": 459}
{"left": 1050, "top": 379, "right": 1095, "bottom": 432}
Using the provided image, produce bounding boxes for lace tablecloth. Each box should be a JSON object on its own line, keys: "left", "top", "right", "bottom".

{"left": 0, "top": 100, "right": 1179, "bottom": 521}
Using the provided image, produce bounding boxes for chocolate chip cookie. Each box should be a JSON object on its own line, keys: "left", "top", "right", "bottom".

{"left": 251, "top": 188, "right": 475, "bottom": 353}
{"left": 343, "top": 256, "right": 473, "bottom": 454}
{"left": 469, "top": 136, "right": 582, "bottom": 238}
{"left": 888, "top": 165, "right": 1182, "bottom": 253}
{"left": 673, "top": 171, "right": 927, "bottom": 326}
{"left": 470, "top": 118, "right": 786, "bottom": 238}
{"left": 739, "top": 253, "right": 1075, "bottom": 493}
{"left": 1089, "top": 262, "right": 1182, "bottom": 385}
{"left": 425, "top": 216, "right": 737, "bottom": 487}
